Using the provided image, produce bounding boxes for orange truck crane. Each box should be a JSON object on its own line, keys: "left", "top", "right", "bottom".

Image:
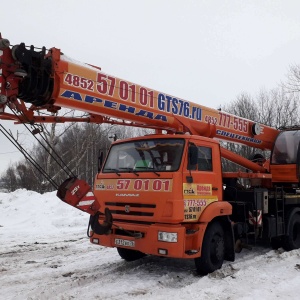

{"left": 1, "top": 34, "right": 300, "bottom": 275}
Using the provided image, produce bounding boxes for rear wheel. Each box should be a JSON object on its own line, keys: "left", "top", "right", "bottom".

{"left": 282, "top": 214, "right": 300, "bottom": 251}
{"left": 195, "top": 221, "right": 225, "bottom": 275}
{"left": 117, "top": 247, "right": 146, "bottom": 261}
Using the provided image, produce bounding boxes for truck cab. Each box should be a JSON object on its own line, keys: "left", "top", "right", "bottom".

{"left": 91, "top": 134, "right": 233, "bottom": 274}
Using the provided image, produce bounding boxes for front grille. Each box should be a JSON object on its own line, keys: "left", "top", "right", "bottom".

{"left": 109, "top": 210, "right": 153, "bottom": 216}
{"left": 105, "top": 202, "right": 156, "bottom": 217}
{"left": 105, "top": 202, "right": 156, "bottom": 208}
{"left": 114, "top": 218, "right": 153, "bottom": 225}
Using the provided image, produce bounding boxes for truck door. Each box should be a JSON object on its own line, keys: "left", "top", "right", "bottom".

{"left": 182, "top": 140, "right": 223, "bottom": 222}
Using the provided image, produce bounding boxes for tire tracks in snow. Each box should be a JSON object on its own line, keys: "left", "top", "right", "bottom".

{"left": 1, "top": 236, "right": 299, "bottom": 299}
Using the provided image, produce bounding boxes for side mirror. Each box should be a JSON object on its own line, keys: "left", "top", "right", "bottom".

{"left": 98, "top": 151, "right": 104, "bottom": 173}
{"left": 188, "top": 144, "right": 198, "bottom": 169}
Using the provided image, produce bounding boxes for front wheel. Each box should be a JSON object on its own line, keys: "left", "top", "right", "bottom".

{"left": 282, "top": 214, "right": 300, "bottom": 251}
{"left": 195, "top": 221, "right": 225, "bottom": 275}
{"left": 117, "top": 247, "right": 146, "bottom": 261}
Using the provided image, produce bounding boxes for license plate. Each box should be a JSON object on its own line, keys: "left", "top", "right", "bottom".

{"left": 115, "top": 238, "right": 135, "bottom": 247}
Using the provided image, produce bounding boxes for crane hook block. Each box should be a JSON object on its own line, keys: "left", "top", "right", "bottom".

{"left": 89, "top": 208, "right": 113, "bottom": 235}
{"left": 57, "top": 177, "right": 100, "bottom": 215}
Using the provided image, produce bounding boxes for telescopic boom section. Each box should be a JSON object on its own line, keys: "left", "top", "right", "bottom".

{"left": 0, "top": 35, "right": 279, "bottom": 150}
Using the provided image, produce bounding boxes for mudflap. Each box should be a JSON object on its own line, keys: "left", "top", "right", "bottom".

{"left": 56, "top": 177, "right": 100, "bottom": 215}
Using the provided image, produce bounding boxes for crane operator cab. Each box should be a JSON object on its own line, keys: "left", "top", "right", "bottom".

{"left": 270, "top": 130, "right": 300, "bottom": 184}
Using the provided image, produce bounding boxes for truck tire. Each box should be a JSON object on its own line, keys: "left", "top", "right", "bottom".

{"left": 195, "top": 221, "right": 225, "bottom": 275}
{"left": 282, "top": 214, "right": 300, "bottom": 251}
{"left": 117, "top": 247, "right": 146, "bottom": 261}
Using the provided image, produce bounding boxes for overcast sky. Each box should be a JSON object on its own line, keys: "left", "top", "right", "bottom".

{"left": 1, "top": 0, "right": 300, "bottom": 174}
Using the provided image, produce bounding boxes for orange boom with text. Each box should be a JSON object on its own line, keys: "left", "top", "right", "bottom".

{"left": 1, "top": 33, "right": 300, "bottom": 275}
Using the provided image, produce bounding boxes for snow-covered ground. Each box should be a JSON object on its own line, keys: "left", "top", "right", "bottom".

{"left": 1, "top": 190, "right": 300, "bottom": 300}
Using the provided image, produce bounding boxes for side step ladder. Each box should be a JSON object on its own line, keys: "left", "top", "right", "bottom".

{"left": 274, "top": 186, "right": 285, "bottom": 236}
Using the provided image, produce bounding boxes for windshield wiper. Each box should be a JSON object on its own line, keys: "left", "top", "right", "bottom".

{"left": 103, "top": 168, "right": 121, "bottom": 176}
{"left": 119, "top": 167, "right": 139, "bottom": 176}
{"left": 151, "top": 170, "right": 160, "bottom": 177}
{"left": 134, "top": 166, "right": 160, "bottom": 177}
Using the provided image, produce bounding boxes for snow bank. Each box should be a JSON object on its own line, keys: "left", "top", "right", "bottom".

{"left": 1, "top": 190, "right": 300, "bottom": 299}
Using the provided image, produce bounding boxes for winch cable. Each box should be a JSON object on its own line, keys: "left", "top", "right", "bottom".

{"left": 2, "top": 42, "right": 84, "bottom": 182}
{"left": 0, "top": 123, "right": 59, "bottom": 189}
{"left": 1, "top": 105, "right": 78, "bottom": 190}
{"left": 28, "top": 122, "right": 76, "bottom": 178}
{"left": 9, "top": 105, "right": 76, "bottom": 178}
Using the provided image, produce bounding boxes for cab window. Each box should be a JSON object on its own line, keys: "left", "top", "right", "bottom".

{"left": 188, "top": 146, "right": 213, "bottom": 171}
{"left": 103, "top": 138, "right": 184, "bottom": 173}
{"left": 271, "top": 131, "right": 300, "bottom": 164}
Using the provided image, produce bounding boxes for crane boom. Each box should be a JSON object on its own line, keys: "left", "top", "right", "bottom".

{"left": 0, "top": 36, "right": 279, "bottom": 150}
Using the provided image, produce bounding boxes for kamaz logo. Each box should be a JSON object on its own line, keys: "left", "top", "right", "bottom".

{"left": 124, "top": 205, "right": 130, "bottom": 213}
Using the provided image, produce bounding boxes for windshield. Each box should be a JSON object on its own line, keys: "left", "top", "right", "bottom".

{"left": 103, "top": 138, "right": 185, "bottom": 173}
{"left": 271, "top": 130, "right": 300, "bottom": 164}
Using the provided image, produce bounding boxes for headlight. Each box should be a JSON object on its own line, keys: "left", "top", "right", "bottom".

{"left": 158, "top": 231, "right": 178, "bottom": 243}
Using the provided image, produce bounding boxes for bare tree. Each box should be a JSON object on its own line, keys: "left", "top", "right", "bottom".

{"left": 257, "top": 87, "right": 299, "bottom": 128}
{"left": 221, "top": 93, "right": 261, "bottom": 167}
{"left": 284, "top": 64, "right": 300, "bottom": 93}
{"left": 1, "top": 165, "right": 18, "bottom": 192}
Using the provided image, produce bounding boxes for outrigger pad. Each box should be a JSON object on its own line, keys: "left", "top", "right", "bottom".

{"left": 57, "top": 177, "right": 100, "bottom": 215}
